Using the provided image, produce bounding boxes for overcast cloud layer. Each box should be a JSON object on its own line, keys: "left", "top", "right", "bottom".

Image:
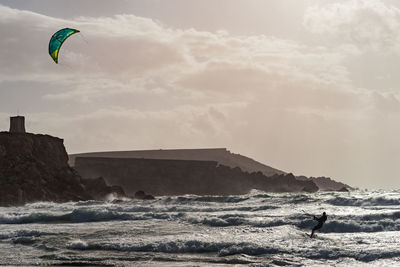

{"left": 1, "top": 1, "right": 400, "bottom": 189}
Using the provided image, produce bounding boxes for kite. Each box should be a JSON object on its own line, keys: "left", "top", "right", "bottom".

{"left": 48, "top": 28, "right": 80, "bottom": 64}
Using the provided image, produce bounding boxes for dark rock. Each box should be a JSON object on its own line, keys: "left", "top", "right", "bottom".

{"left": 81, "top": 177, "right": 126, "bottom": 200}
{"left": 296, "top": 175, "right": 352, "bottom": 191}
{"left": 74, "top": 157, "right": 319, "bottom": 195}
{"left": 143, "top": 194, "right": 155, "bottom": 200}
{"left": 302, "top": 183, "right": 319, "bottom": 193}
{"left": 134, "top": 190, "right": 155, "bottom": 200}
{"left": 0, "top": 132, "right": 125, "bottom": 206}
{"left": 338, "top": 186, "right": 350, "bottom": 192}
{"left": 134, "top": 190, "right": 146, "bottom": 199}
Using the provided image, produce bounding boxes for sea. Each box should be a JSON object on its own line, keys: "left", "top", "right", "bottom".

{"left": 1, "top": 190, "right": 400, "bottom": 266}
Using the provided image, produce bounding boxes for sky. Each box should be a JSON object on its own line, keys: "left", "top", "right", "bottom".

{"left": 1, "top": 0, "right": 400, "bottom": 189}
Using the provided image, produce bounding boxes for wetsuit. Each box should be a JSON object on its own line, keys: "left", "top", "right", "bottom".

{"left": 310, "top": 213, "right": 327, "bottom": 238}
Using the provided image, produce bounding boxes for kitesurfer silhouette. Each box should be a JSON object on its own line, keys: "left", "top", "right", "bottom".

{"left": 310, "top": 211, "right": 327, "bottom": 238}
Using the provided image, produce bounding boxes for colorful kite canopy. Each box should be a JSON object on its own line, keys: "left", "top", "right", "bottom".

{"left": 48, "top": 28, "right": 80, "bottom": 64}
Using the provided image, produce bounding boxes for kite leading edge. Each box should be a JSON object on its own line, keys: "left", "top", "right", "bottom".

{"left": 48, "top": 28, "right": 80, "bottom": 64}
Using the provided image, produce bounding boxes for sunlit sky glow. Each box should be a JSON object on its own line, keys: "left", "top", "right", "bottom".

{"left": 1, "top": 0, "right": 400, "bottom": 189}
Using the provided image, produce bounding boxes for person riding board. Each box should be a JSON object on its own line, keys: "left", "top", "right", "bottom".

{"left": 310, "top": 212, "right": 327, "bottom": 238}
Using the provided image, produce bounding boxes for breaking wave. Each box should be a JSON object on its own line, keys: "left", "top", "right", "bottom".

{"left": 4, "top": 190, "right": 400, "bottom": 265}
{"left": 164, "top": 195, "right": 249, "bottom": 204}
{"left": 0, "top": 229, "right": 43, "bottom": 240}
{"left": 325, "top": 196, "right": 400, "bottom": 206}
{"left": 297, "top": 211, "right": 400, "bottom": 233}
{"left": 67, "top": 239, "right": 280, "bottom": 256}
{"left": 66, "top": 238, "right": 400, "bottom": 263}
{"left": 0, "top": 209, "right": 141, "bottom": 224}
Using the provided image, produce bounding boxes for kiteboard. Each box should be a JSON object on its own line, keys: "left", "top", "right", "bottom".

{"left": 302, "top": 231, "right": 318, "bottom": 238}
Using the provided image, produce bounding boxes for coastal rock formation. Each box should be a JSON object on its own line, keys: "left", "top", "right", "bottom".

{"left": 81, "top": 177, "right": 126, "bottom": 200}
{"left": 69, "top": 148, "right": 285, "bottom": 176}
{"left": 296, "top": 176, "right": 352, "bottom": 191}
{"left": 74, "top": 157, "right": 319, "bottom": 196}
{"left": 134, "top": 190, "right": 155, "bottom": 200}
{"left": 69, "top": 148, "right": 351, "bottom": 190}
{"left": 0, "top": 132, "right": 124, "bottom": 206}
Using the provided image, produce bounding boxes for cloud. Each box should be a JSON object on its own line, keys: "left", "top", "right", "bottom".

{"left": 3, "top": 3, "right": 400, "bottom": 188}
{"left": 303, "top": 0, "right": 400, "bottom": 52}
{"left": 0, "top": 3, "right": 356, "bottom": 109}
{"left": 0, "top": 4, "right": 352, "bottom": 101}
{"left": 25, "top": 102, "right": 244, "bottom": 154}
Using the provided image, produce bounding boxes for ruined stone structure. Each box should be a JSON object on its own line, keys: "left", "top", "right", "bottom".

{"left": 9, "top": 116, "right": 26, "bottom": 133}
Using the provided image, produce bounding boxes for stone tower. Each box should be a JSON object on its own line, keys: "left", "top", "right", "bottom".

{"left": 9, "top": 116, "right": 26, "bottom": 133}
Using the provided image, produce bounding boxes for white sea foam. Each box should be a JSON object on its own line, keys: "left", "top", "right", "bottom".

{"left": 67, "top": 239, "right": 89, "bottom": 250}
{"left": 1, "top": 190, "right": 400, "bottom": 266}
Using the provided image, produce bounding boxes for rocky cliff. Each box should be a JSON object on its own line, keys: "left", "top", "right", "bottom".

{"left": 70, "top": 148, "right": 351, "bottom": 190}
{"left": 69, "top": 148, "right": 285, "bottom": 176}
{"left": 74, "top": 157, "right": 318, "bottom": 196}
{"left": 0, "top": 132, "right": 124, "bottom": 206}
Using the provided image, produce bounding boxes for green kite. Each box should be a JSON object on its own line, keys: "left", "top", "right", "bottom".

{"left": 48, "top": 28, "right": 80, "bottom": 64}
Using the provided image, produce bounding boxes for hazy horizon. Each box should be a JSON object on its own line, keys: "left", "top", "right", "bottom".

{"left": 2, "top": 0, "right": 400, "bottom": 189}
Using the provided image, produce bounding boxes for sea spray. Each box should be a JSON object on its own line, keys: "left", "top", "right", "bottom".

{"left": 1, "top": 191, "right": 400, "bottom": 265}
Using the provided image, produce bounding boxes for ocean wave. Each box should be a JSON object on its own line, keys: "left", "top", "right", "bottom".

{"left": 325, "top": 196, "right": 400, "bottom": 206}
{"left": 67, "top": 239, "right": 279, "bottom": 256}
{"left": 66, "top": 238, "right": 400, "bottom": 263}
{"left": 184, "top": 213, "right": 288, "bottom": 228}
{"left": 67, "top": 239, "right": 90, "bottom": 250}
{"left": 287, "top": 195, "right": 316, "bottom": 204}
{"left": 252, "top": 193, "right": 272, "bottom": 199}
{"left": 164, "top": 195, "right": 249, "bottom": 204}
{"left": 297, "top": 212, "right": 400, "bottom": 233}
{"left": 0, "top": 209, "right": 139, "bottom": 224}
{"left": 12, "top": 236, "right": 37, "bottom": 245}
{"left": 69, "top": 209, "right": 134, "bottom": 222}
{"left": 142, "top": 204, "right": 277, "bottom": 214}
{"left": 186, "top": 215, "right": 247, "bottom": 227}
{"left": 322, "top": 220, "right": 392, "bottom": 233}
{"left": 0, "top": 229, "right": 43, "bottom": 240}
{"left": 73, "top": 200, "right": 107, "bottom": 206}
{"left": 218, "top": 244, "right": 280, "bottom": 257}
{"left": 24, "top": 202, "right": 62, "bottom": 209}
{"left": 15, "top": 197, "right": 396, "bottom": 231}
{"left": 300, "top": 246, "right": 400, "bottom": 263}
{"left": 245, "top": 205, "right": 278, "bottom": 211}
{"left": 182, "top": 209, "right": 400, "bottom": 233}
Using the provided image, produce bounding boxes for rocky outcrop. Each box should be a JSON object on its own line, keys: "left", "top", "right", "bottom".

{"left": 337, "top": 186, "right": 350, "bottom": 192}
{"left": 69, "top": 148, "right": 352, "bottom": 190}
{"left": 74, "top": 157, "right": 318, "bottom": 196}
{"left": 81, "top": 177, "right": 126, "bottom": 200}
{"left": 134, "top": 190, "right": 155, "bottom": 200}
{"left": 0, "top": 132, "right": 124, "bottom": 206}
{"left": 296, "top": 176, "right": 352, "bottom": 191}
